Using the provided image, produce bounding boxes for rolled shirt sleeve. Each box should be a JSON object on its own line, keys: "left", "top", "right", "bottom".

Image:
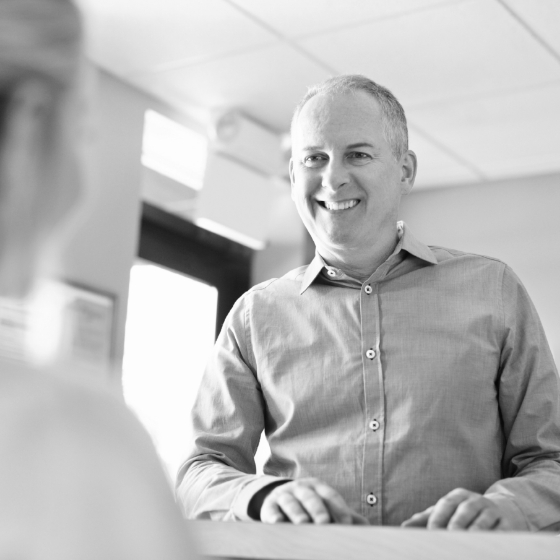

{"left": 176, "top": 294, "right": 290, "bottom": 521}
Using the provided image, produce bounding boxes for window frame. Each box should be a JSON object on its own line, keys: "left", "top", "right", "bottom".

{"left": 137, "top": 202, "right": 253, "bottom": 338}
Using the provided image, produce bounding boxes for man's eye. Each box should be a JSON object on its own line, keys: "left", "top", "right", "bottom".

{"left": 303, "top": 155, "right": 327, "bottom": 168}
{"left": 347, "top": 152, "right": 371, "bottom": 164}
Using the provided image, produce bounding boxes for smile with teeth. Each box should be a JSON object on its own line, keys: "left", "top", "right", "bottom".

{"left": 319, "top": 199, "right": 360, "bottom": 211}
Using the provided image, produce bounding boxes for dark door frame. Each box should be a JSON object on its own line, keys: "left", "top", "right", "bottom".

{"left": 137, "top": 202, "right": 253, "bottom": 338}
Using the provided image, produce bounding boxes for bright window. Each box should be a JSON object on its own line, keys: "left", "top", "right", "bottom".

{"left": 141, "top": 109, "right": 208, "bottom": 191}
{"left": 123, "top": 261, "right": 217, "bottom": 481}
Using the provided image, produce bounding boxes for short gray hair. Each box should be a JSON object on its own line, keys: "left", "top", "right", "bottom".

{"left": 291, "top": 74, "right": 408, "bottom": 161}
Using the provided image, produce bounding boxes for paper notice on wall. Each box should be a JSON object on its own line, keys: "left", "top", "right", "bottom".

{"left": 0, "top": 297, "right": 29, "bottom": 363}
{"left": 0, "top": 280, "right": 115, "bottom": 373}
{"left": 60, "top": 287, "right": 114, "bottom": 368}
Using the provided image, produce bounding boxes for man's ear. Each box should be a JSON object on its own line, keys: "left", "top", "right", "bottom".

{"left": 400, "top": 149, "right": 417, "bottom": 196}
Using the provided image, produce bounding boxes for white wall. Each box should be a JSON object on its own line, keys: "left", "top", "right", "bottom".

{"left": 60, "top": 69, "right": 177, "bottom": 375}
{"left": 251, "top": 180, "right": 307, "bottom": 285}
{"left": 400, "top": 172, "right": 560, "bottom": 363}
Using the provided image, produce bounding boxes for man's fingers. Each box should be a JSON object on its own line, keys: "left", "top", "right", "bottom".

{"left": 260, "top": 478, "right": 365, "bottom": 526}
{"left": 447, "top": 498, "right": 487, "bottom": 530}
{"left": 349, "top": 511, "right": 370, "bottom": 525}
{"left": 292, "top": 486, "right": 331, "bottom": 524}
{"left": 467, "top": 507, "right": 500, "bottom": 531}
{"left": 401, "top": 507, "right": 433, "bottom": 528}
{"left": 275, "top": 492, "right": 312, "bottom": 524}
{"left": 314, "top": 483, "right": 354, "bottom": 524}
{"left": 262, "top": 480, "right": 332, "bottom": 524}
{"left": 427, "top": 489, "right": 472, "bottom": 529}
{"left": 260, "top": 499, "right": 287, "bottom": 524}
{"left": 404, "top": 489, "right": 503, "bottom": 531}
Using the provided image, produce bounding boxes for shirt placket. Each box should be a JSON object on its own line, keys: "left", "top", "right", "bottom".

{"left": 360, "top": 281, "right": 384, "bottom": 523}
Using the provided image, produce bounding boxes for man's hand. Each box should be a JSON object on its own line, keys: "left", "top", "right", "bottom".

{"left": 259, "top": 478, "right": 369, "bottom": 525}
{"left": 401, "top": 488, "right": 511, "bottom": 530}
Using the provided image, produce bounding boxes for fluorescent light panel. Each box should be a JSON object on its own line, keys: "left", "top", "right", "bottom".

{"left": 141, "top": 109, "right": 208, "bottom": 191}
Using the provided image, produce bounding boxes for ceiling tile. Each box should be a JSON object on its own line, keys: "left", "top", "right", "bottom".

{"left": 77, "top": 0, "right": 560, "bottom": 190}
{"left": 229, "top": 0, "right": 465, "bottom": 39}
{"left": 408, "top": 82, "right": 560, "bottom": 179}
{"left": 298, "top": 0, "right": 560, "bottom": 106}
{"left": 503, "top": 0, "right": 560, "bottom": 57}
{"left": 408, "top": 128, "right": 482, "bottom": 189}
{"left": 76, "top": 0, "right": 276, "bottom": 75}
{"left": 131, "top": 44, "right": 330, "bottom": 131}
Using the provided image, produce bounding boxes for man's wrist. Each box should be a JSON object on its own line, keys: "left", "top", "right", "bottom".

{"left": 484, "top": 492, "right": 530, "bottom": 531}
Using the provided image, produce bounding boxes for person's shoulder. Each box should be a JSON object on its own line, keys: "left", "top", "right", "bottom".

{"left": 0, "top": 363, "right": 92, "bottom": 422}
{"left": 222, "top": 265, "right": 309, "bottom": 328}
{"left": 245, "top": 265, "right": 309, "bottom": 296}
{"left": 0, "top": 363, "right": 195, "bottom": 558}
{"left": 0, "top": 362, "right": 182, "bottom": 505}
{"left": 428, "top": 245, "right": 508, "bottom": 268}
{"left": 0, "top": 364, "right": 149, "bottom": 453}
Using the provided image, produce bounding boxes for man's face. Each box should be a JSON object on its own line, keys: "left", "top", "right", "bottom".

{"left": 290, "top": 91, "right": 415, "bottom": 259}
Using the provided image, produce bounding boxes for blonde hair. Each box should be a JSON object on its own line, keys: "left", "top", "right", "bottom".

{"left": 0, "top": 0, "right": 82, "bottom": 91}
{"left": 0, "top": 0, "right": 83, "bottom": 299}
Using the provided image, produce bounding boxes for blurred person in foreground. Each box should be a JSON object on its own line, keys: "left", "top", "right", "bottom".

{"left": 0, "top": 1, "right": 196, "bottom": 557}
{"left": 178, "top": 74, "right": 560, "bottom": 531}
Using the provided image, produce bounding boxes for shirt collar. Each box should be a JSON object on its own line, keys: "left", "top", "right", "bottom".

{"left": 398, "top": 221, "right": 438, "bottom": 266}
{"left": 299, "top": 221, "right": 437, "bottom": 294}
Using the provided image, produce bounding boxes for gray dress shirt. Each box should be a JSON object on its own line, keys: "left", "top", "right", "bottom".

{"left": 177, "top": 223, "right": 560, "bottom": 530}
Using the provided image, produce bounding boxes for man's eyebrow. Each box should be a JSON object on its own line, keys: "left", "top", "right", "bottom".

{"left": 300, "top": 142, "right": 377, "bottom": 151}
{"left": 347, "top": 142, "right": 376, "bottom": 150}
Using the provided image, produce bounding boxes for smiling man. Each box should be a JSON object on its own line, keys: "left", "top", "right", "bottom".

{"left": 177, "top": 75, "right": 560, "bottom": 531}
{"left": 289, "top": 81, "right": 415, "bottom": 283}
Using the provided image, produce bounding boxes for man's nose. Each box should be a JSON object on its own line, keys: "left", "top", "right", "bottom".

{"left": 321, "top": 159, "right": 350, "bottom": 191}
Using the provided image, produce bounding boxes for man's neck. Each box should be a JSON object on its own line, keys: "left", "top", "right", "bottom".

{"left": 319, "top": 231, "right": 400, "bottom": 283}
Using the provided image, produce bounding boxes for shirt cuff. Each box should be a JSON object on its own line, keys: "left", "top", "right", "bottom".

{"left": 232, "top": 475, "right": 291, "bottom": 521}
{"left": 484, "top": 492, "right": 530, "bottom": 531}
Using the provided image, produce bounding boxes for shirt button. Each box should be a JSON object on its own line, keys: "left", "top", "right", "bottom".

{"left": 366, "top": 349, "right": 376, "bottom": 360}
{"left": 327, "top": 269, "right": 336, "bottom": 277}
{"left": 364, "top": 285, "right": 372, "bottom": 294}
{"left": 369, "top": 419, "right": 380, "bottom": 431}
{"left": 366, "top": 493, "right": 377, "bottom": 506}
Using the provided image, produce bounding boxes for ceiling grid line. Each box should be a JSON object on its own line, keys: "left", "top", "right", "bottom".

{"left": 408, "top": 123, "right": 487, "bottom": 182}
{"left": 407, "top": 77, "right": 560, "bottom": 112}
{"left": 223, "top": 0, "right": 489, "bottom": 183}
{"left": 219, "top": 0, "right": 508, "bottom": 186}
{"left": 131, "top": 42, "right": 280, "bottom": 77}
{"left": 281, "top": 0, "right": 473, "bottom": 42}
{"left": 222, "top": 0, "right": 339, "bottom": 75}
{"left": 496, "top": 0, "right": 560, "bottom": 67}
{"left": 79, "top": 0, "right": 560, "bottom": 189}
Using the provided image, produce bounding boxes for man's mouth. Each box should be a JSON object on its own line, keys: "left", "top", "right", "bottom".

{"left": 318, "top": 199, "right": 360, "bottom": 211}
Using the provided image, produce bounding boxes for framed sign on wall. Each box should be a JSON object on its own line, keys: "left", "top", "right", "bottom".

{"left": 56, "top": 281, "right": 116, "bottom": 371}
{"left": 0, "top": 279, "right": 116, "bottom": 373}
